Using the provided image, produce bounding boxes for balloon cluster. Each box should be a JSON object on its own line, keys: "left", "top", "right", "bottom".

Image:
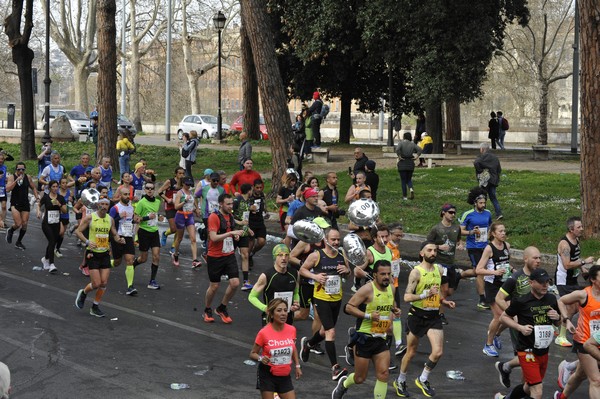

{"left": 80, "top": 188, "right": 101, "bottom": 210}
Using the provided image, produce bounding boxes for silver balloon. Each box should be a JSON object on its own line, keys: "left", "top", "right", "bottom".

{"left": 292, "top": 219, "right": 324, "bottom": 244}
{"left": 347, "top": 198, "right": 380, "bottom": 227}
{"left": 343, "top": 233, "right": 367, "bottom": 266}
{"left": 80, "top": 188, "right": 101, "bottom": 210}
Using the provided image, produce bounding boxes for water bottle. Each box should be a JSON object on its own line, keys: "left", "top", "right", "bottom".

{"left": 446, "top": 370, "right": 465, "bottom": 380}
{"left": 170, "top": 383, "right": 190, "bottom": 390}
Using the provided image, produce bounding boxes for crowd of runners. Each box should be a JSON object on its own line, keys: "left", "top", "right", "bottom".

{"left": 0, "top": 141, "right": 598, "bottom": 399}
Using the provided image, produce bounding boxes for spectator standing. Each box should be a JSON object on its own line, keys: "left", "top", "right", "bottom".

{"left": 497, "top": 111, "right": 507, "bottom": 150}
{"left": 352, "top": 147, "right": 369, "bottom": 178}
{"left": 414, "top": 112, "right": 426, "bottom": 144}
{"left": 474, "top": 142, "right": 503, "bottom": 220}
{"left": 308, "top": 91, "right": 323, "bottom": 147}
{"left": 364, "top": 160, "right": 379, "bottom": 201}
{"left": 237, "top": 132, "right": 252, "bottom": 170}
{"left": 395, "top": 132, "right": 422, "bottom": 200}
{"left": 488, "top": 112, "right": 499, "bottom": 150}
{"left": 181, "top": 130, "right": 200, "bottom": 180}
{"left": 116, "top": 129, "right": 135, "bottom": 178}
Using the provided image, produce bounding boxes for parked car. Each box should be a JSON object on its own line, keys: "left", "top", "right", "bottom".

{"left": 49, "top": 110, "right": 90, "bottom": 135}
{"left": 230, "top": 115, "right": 268, "bottom": 140}
{"left": 117, "top": 114, "right": 137, "bottom": 137}
{"left": 177, "top": 114, "right": 230, "bottom": 140}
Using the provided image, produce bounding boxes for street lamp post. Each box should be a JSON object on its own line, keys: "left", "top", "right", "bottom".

{"left": 42, "top": 0, "right": 52, "bottom": 144}
{"left": 213, "top": 11, "right": 226, "bottom": 141}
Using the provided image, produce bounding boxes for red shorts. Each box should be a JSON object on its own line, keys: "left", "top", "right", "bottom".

{"left": 517, "top": 351, "right": 548, "bottom": 386}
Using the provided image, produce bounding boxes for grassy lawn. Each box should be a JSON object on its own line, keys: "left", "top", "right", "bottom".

{"left": 1, "top": 141, "right": 592, "bottom": 255}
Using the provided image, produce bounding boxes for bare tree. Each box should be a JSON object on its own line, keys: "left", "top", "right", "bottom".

{"left": 97, "top": 0, "right": 118, "bottom": 166}
{"left": 41, "top": 0, "right": 97, "bottom": 112}
{"left": 239, "top": 0, "right": 290, "bottom": 195}
{"left": 240, "top": 9, "right": 259, "bottom": 140}
{"left": 580, "top": 0, "right": 600, "bottom": 238}
{"left": 500, "top": 0, "right": 574, "bottom": 145}
{"left": 4, "top": 0, "right": 36, "bottom": 159}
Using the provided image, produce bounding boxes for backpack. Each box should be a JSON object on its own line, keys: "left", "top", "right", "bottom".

{"left": 320, "top": 104, "right": 330, "bottom": 119}
{"left": 181, "top": 139, "right": 197, "bottom": 158}
{"left": 501, "top": 117, "right": 509, "bottom": 131}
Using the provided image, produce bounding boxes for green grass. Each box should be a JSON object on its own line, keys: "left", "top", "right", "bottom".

{"left": 1, "top": 141, "right": 591, "bottom": 255}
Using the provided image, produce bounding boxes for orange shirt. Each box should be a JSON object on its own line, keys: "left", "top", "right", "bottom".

{"left": 574, "top": 286, "right": 600, "bottom": 344}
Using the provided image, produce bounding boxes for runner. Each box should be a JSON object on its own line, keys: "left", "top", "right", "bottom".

{"left": 197, "top": 172, "right": 225, "bottom": 261}
{"left": 75, "top": 197, "right": 124, "bottom": 317}
{"left": 172, "top": 176, "right": 201, "bottom": 268}
{"left": 387, "top": 223, "right": 407, "bottom": 357}
{"left": 249, "top": 298, "right": 302, "bottom": 399}
{"left": 5, "top": 162, "right": 39, "bottom": 250}
{"left": 394, "top": 241, "right": 455, "bottom": 398}
{"left": 0, "top": 153, "right": 8, "bottom": 229}
{"left": 156, "top": 166, "right": 185, "bottom": 251}
{"left": 232, "top": 183, "right": 255, "bottom": 290}
{"left": 36, "top": 180, "right": 67, "bottom": 274}
{"left": 332, "top": 260, "right": 401, "bottom": 399}
{"left": 55, "top": 177, "right": 72, "bottom": 257}
{"left": 248, "top": 179, "right": 269, "bottom": 270}
{"left": 109, "top": 187, "right": 139, "bottom": 295}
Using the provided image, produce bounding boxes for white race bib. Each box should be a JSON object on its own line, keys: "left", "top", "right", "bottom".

{"left": 325, "top": 275, "right": 341, "bottom": 295}
{"left": 269, "top": 346, "right": 292, "bottom": 366}
{"left": 476, "top": 227, "right": 488, "bottom": 243}
{"left": 391, "top": 260, "right": 400, "bottom": 278}
{"left": 242, "top": 211, "right": 250, "bottom": 221}
{"left": 147, "top": 216, "right": 158, "bottom": 227}
{"left": 134, "top": 189, "right": 143, "bottom": 200}
{"left": 209, "top": 201, "right": 219, "bottom": 213}
{"left": 222, "top": 236, "right": 234, "bottom": 253}
{"left": 589, "top": 319, "right": 600, "bottom": 335}
{"left": 534, "top": 325, "right": 553, "bottom": 349}
{"left": 0, "top": 186, "right": 5, "bottom": 196}
{"left": 274, "top": 291, "right": 294, "bottom": 311}
{"left": 120, "top": 220, "right": 134, "bottom": 237}
{"left": 85, "top": 208, "right": 93, "bottom": 216}
{"left": 47, "top": 210, "right": 60, "bottom": 224}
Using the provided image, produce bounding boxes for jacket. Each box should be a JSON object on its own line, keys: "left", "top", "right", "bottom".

{"left": 474, "top": 152, "right": 501, "bottom": 186}
{"left": 395, "top": 140, "right": 422, "bottom": 171}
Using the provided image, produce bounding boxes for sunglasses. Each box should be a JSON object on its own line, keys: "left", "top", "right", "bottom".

{"left": 447, "top": 211, "right": 456, "bottom": 215}
{"left": 16, "top": 168, "right": 25, "bottom": 171}
{"left": 211, "top": 179, "right": 219, "bottom": 183}
{"left": 145, "top": 186, "right": 155, "bottom": 190}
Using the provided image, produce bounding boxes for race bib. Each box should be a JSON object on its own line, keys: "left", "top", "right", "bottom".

{"left": 121, "top": 220, "right": 134, "bottom": 237}
{"left": 47, "top": 210, "right": 60, "bottom": 224}
{"left": 86, "top": 208, "right": 93, "bottom": 216}
{"left": 222, "top": 237, "right": 234, "bottom": 253}
{"left": 209, "top": 201, "right": 219, "bottom": 213}
{"left": 499, "top": 262, "right": 512, "bottom": 282}
{"left": 589, "top": 319, "right": 600, "bottom": 334}
{"left": 371, "top": 315, "right": 391, "bottom": 337}
{"left": 269, "top": 346, "right": 292, "bottom": 366}
{"left": 147, "top": 216, "right": 158, "bottom": 227}
{"left": 242, "top": 211, "right": 250, "bottom": 221}
{"left": 324, "top": 275, "right": 341, "bottom": 295}
{"left": 422, "top": 289, "right": 440, "bottom": 310}
{"left": 0, "top": 186, "right": 5, "bottom": 196}
{"left": 476, "top": 227, "right": 488, "bottom": 243}
{"left": 95, "top": 234, "right": 109, "bottom": 251}
{"left": 134, "top": 189, "right": 143, "bottom": 200}
{"left": 534, "top": 325, "right": 553, "bottom": 349}
{"left": 274, "top": 291, "right": 294, "bottom": 311}
{"left": 391, "top": 260, "right": 400, "bottom": 278}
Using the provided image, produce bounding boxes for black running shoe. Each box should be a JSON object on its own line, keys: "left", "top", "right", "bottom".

{"left": 75, "top": 289, "right": 87, "bottom": 309}
{"left": 331, "top": 375, "right": 348, "bottom": 399}
{"left": 300, "top": 336, "right": 310, "bottom": 363}
{"left": 310, "top": 343, "right": 325, "bottom": 355}
{"left": 393, "top": 380, "right": 410, "bottom": 397}
{"left": 6, "top": 228, "right": 13, "bottom": 244}
{"left": 331, "top": 364, "right": 348, "bottom": 381}
{"left": 395, "top": 344, "right": 407, "bottom": 357}
{"left": 344, "top": 345, "right": 354, "bottom": 366}
{"left": 495, "top": 361, "right": 511, "bottom": 388}
{"left": 89, "top": 304, "right": 105, "bottom": 318}
{"left": 15, "top": 241, "right": 25, "bottom": 250}
{"left": 415, "top": 378, "right": 435, "bottom": 397}
{"left": 440, "top": 313, "right": 448, "bottom": 325}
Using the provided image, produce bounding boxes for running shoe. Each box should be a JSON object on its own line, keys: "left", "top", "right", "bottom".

{"left": 344, "top": 345, "right": 354, "bottom": 366}
{"left": 393, "top": 380, "right": 410, "bottom": 397}
{"left": 41, "top": 257, "right": 50, "bottom": 270}
{"left": 347, "top": 326, "right": 356, "bottom": 345}
{"left": 6, "top": 228, "right": 13, "bottom": 243}
{"left": 389, "top": 360, "right": 398, "bottom": 370}
{"left": 557, "top": 359, "right": 572, "bottom": 390}
{"left": 160, "top": 231, "right": 167, "bottom": 247}
{"left": 497, "top": 214, "right": 504, "bottom": 221}
{"left": 331, "top": 364, "right": 348, "bottom": 381}
{"left": 15, "top": 242, "right": 26, "bottom": 250}
{"left": 300, "top": 336, "right": 310, "bottom": 363}
{"left": 494, "top": 394, "right": 506, "bottom": 399}
{"left": 79, "top": 265, "right": 90, "bottom": 276}
{"left": 215, "top": 306, "right": 232, "bottom": 323}
{"left": 89, "top": 304, "right": 105, "bottom": 318}
{"left": 409, "top": 189, "right": 415, "bottom": 200}
{"left": 483, "top": 344, "right": 499, "bottom": 357}
{"left": 126, "top": 286, "right": 138, "bottom": 296}
{"left": 203, "top": 308, "right": 215, "bottom": 323}
{"left": 75, "top": 289, "right": 87, "bottom": 309}
{"left": 331, "top": 375, "right": 348, "bottom": 399}
{"left": 440, "top": 313, "right": 448, "bottom": 325}
{"left": 241, "top": 280, "right": 254, "bottom": 291}
{"left": 48, "top": 264, "right": 58, "bottom": 274}
{"left": 555, "top": 336, "right": 572, "bottom": 347}
{"left": 395, "top": 344, "right": 407, "bottom": 357}
{"left": 477, "top": 301, "right": 490, "bottom": 310}
{"left": 493, "top": 335, "right": 503, "bottom": 350}
{"left": 415, "top": 378, "right": 435, "bottom": 398}
{"left": 172, "top": 253, "right": 180, "bottom": 267}
{"left": 495, "top": 361, "right": 511, "bottom": 388}
{"left": 310, "top": 343, "right": 325, "bottom": 355}
{"left": 54, "top": 249, "right": 63, "bottom": 258}
{"left": 147, "top": 280, "right": 161, "bottom": 290}
{"left": 169, "top": 246, "right": 176, "bottom": 255}
{"left": 192, "top": 259, "right": 202, "bottom": 269}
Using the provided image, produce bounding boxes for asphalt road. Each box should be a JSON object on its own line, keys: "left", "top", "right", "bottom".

{"left": 0, "top": 220, "right": 588, "bottom": 399}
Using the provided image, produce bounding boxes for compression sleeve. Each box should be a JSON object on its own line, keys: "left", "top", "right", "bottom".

{"left": 248, "top": 289, "right": 267, "bottom": 312}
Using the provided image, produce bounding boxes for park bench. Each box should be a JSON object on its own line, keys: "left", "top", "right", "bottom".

{"left": 420, "top": 153, "right": 446, "bottom": 168}
{"left": 310, "top": 147, "right": 330, "bottom": 164}
{"left": 444, "top": 140, "right": 463, "bottom": 155}
{"left": 532, "top": 145, "right": 550, "bottom": 160}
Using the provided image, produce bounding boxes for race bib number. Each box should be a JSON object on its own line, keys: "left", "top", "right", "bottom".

{"left": 242, "top": 211, "right": 250, "bottom": 221}
{"left": 324, "top": 275, "right": 341, "bottom": 295}
{"left": 209, "top": 201, "right": 219, "bottom": 213}
{"left": 121, "top": 220, "right": 134, "bottom": 237}
{"left": 592, "top": 329, "right": 600, "bottom": 345}
{"left": 147, "top": 216, "right": 158, "bottom": 227}
{"left": 422, "top": 289, "right": 440, "bottom": 310}
{"left": 589, "top": 319, "right": 600, "bottom": 334}
{"left": 95, "top": 234, "right": 109, "bottom": 251}
{"left": 134, "top": 189, "right": 143, "bottom": 200}
{"left": 534, "top": 325, "right": 553, "bottom": 349}
{"left": 371, "top": 315, "right": 391, "bottom": 337}
{"left": 269, "top": 346, "right": 292, "bottom": 366}
{"left": 476, "top": 227, "right": 488, "bottom": 243}
{"left": 274, "top": 291, "right": 293, "bottom": 311}
{"left": 391, "top": 260, "right": 400, "bottom": 278}
{"left": 86, "top": 208, "right": 93, "bottom": 216}
{"left": 500, "top": 263, "right": 512, "bottom": 282}
{"left": 222, "top": 237, "right": 234, "bottom": 253}
{"left": 47, "top": 210, "right": 60, "bottom": 224}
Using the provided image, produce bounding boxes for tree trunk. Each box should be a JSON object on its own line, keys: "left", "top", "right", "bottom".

{"left": 445, "top": 98, "right": 461, "bottom": 145}
{"left": 241, "top": 19, "right": 260, "bottom": 141}
{"left": 426, "top": 101, "right": 443, "bottom": 153}
{"left": 128, "top": 0, "right": 142, "bottom": 133}
{"left": 338, "top": 91, "right": 353, "bottom": 144}
{"left": 181, "top": 1, "right": 201, "bottom": 114}
{"left": 97, "top": 0, "right": 118, "bottom": 167}
{"left": 239, "top": 0, "right": 291, "bottom": 196}
{"left": 74, "top": 61, "right": 90, "bottom": 113}
{"left": 579, "top": 0, "right": 600, "bottom": 238}
{"left": 537, "top": 81, "right": 549, "bottom": 145}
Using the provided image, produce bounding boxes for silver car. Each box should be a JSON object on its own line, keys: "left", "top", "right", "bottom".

{"left": 177, "top": 114, "right": 230, "bottom": 140}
